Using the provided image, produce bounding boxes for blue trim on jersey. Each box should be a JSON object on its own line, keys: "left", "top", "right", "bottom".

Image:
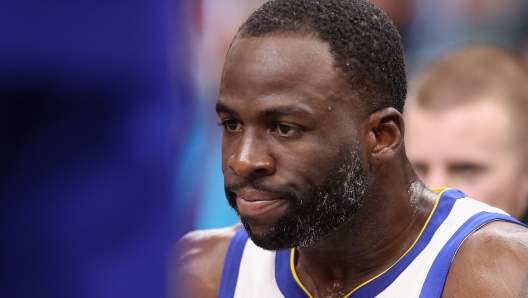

{"left": 218, "top": 189, "right": 525, "bottom": 297}
{"left": 275, "top": 250, "right": 310, "bottom": 297}
{"left": 419, "top": 212, "right": 525, "bottom": 298}
{"left": 218, "top": 226, "right": 249, "bottom": 298}
{"left": 350, "top": 189, "right": 464, "bottom": 297}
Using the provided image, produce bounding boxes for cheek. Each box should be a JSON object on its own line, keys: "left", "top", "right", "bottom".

{"left": 273, "top": 142, "right": 340, "bottom": 184}
{"left": 221, "top": 138, "right": 237, "bottom": 175}
{"left": 220, "top": 143, "right": 228, "bottom": 170}
{"left": 462, "top": 170, "right": 519, "bottom": 208}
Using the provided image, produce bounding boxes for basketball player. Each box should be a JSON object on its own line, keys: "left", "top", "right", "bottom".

{"left": 405, "top": 47, "right": 528, "bottom": 224}
{"left": 173, "top": 1, "right": 528, "bottom": 297}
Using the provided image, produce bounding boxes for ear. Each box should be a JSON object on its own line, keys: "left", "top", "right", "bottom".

{"left": 362, "top": 107, "right": 405, "bottom": 165}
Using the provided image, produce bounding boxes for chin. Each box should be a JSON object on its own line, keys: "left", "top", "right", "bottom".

{"left": 239, "top": 218, "right": 294, "bottom": 251}
{"left": 240, "top": 215, "right": 277, "bottom": 237}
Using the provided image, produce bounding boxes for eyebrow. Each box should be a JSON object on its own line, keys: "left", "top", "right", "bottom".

{"left": 216, "top": 102, "right": 240, "bottom": 118}
{"left": 216, "top": 102, "right": 312, "bottom": 118}
{"left": 260, "top": 105, "right": 311, "bottom": 117}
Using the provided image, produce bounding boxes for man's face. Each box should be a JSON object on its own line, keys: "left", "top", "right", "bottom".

{"left": 405, "top": 99, "right": 528, "bottom": 219}
{"left": 217, "top": 35, "right": 367, "bottom": 250}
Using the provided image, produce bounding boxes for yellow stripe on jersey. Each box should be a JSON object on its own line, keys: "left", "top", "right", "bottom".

{"left": 289, "top": 188, "right": 449, "bottom": 298}
{"left": 290, "top": 248, "right": 314, "bottom": 298}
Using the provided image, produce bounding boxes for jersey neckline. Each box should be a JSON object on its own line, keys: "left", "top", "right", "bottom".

{"left": 283, "top": 188, "right": 454, "bottom": 298}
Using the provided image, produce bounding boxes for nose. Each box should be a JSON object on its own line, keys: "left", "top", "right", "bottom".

{"left": 226, "top": 131, "right": 276, "bottom": 179}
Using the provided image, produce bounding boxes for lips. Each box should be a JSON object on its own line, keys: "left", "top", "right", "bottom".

{"left": 235, "top": 196, "right": 289, "bottom": 218}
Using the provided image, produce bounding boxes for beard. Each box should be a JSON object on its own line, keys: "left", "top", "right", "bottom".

{"left": 225, "top": 142, "right": 367, "bottom": 251}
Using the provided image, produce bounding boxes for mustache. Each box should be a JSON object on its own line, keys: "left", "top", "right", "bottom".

{"left": 225, "top": 181, "right": 297, "bottom": 199}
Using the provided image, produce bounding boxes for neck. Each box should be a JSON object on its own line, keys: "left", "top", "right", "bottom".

{"left": 294, "top": 173, "right": 437, "bottom": 297}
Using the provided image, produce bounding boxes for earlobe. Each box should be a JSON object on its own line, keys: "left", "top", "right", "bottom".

{"left": 363, "top": 107, "right": 404, "bottom": 164}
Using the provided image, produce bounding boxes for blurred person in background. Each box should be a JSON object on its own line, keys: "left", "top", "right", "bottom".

{"left": 405, "top": 46, "right": 528, "bottom": 224}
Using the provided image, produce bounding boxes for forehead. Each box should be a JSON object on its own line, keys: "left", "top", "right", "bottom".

{"left": 404, "top": 99, "right": 516, "bottom": 162}
{"left": 219, "top": 35, "right": 352, "bottom": 108}
{"left": 224, "top": 35, "right": 335, "bottom": 77}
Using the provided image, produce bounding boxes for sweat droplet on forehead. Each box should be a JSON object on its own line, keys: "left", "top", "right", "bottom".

{"left": 328, "top": 106, "right": 333, "bottom": 111}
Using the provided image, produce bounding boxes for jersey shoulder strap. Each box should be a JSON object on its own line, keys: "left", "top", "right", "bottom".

{"left": 218, "top": 226, "right": 248, "bottom": 298}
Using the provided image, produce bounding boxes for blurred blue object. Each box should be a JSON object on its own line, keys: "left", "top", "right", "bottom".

{"left": 0, "top": 0, "right": 192, "bottom": 297}
{"left": 168, "top": 0, "right": 240, "bottom": 232}
{"left": 174, "top": 95, "right": 239, "bottom": 231}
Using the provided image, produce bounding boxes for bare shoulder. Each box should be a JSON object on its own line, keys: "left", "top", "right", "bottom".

{"left": 169, "top": 224, "right": 240, "bottom": 298}
{"left": 443, "top": 221, "right": 528, "bottom": 297}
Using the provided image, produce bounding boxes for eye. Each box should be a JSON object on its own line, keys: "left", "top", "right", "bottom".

{"left": 272, "top": 123, "right": 299, "bottom": 136}
{"left": 450, "top": 163, "right": 485, "bottom": 184}
{"left": 220, "top": 120, "right": 243, "bottom": 133}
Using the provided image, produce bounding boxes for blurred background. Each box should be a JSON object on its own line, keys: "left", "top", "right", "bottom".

{"left": 1, "top": 0, "right": 192, "bottom": 297}
{"left": 1, "top": 0, "right": 527, "bottom": 297}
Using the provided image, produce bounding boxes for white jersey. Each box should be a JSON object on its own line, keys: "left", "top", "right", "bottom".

{"left": 218, "top": 189, "right": 525, "bottom": 297}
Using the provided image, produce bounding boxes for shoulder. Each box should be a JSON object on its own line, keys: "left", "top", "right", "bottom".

{"left": 169, "top": 224, "right": 240, "bottom": 298}
{"left": 443, "top": 220, "right": 528, "bottom": 297}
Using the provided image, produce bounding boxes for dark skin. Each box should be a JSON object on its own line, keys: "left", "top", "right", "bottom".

{"left": 172, "top": 35, "right": 528, "bottom": 298}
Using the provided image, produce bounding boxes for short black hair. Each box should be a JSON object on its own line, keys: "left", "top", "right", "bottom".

{"left": 236, "top": 0, "right": 407, "bottom": 114}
